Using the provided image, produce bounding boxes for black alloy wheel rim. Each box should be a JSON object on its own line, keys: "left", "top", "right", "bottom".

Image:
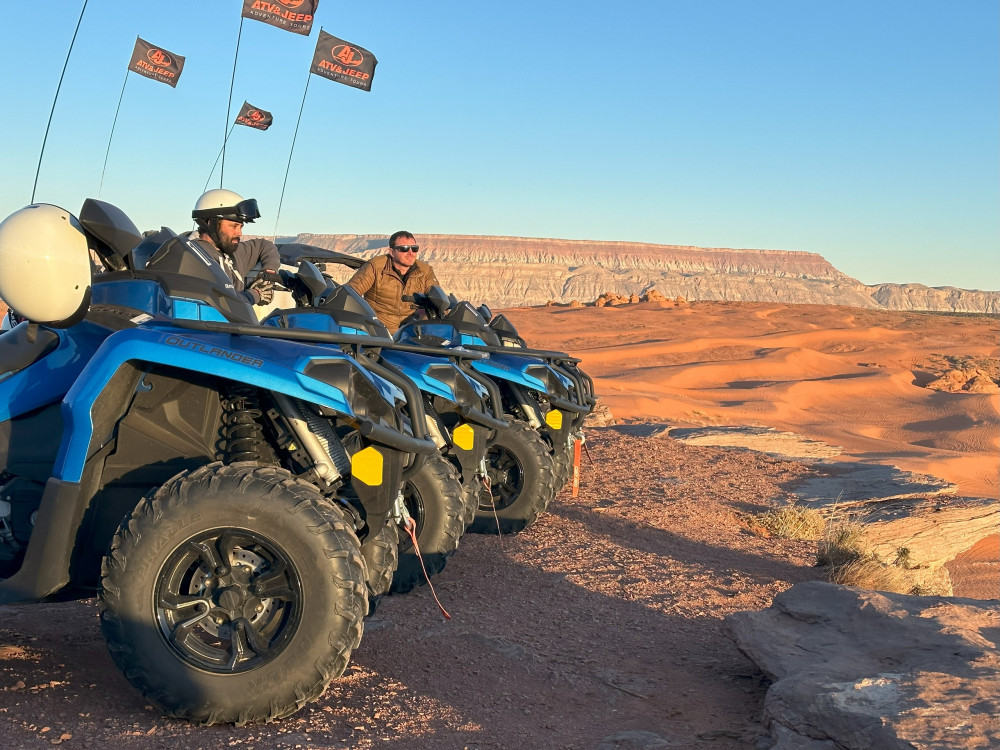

{"left": 155, "top": 528, "right": 302, "bottom": 673}
{"left": 399, "top": 482, "right": 426, "bottom": 553}
{"left": 482, "top": 444, "right": 524, "bottom": 511}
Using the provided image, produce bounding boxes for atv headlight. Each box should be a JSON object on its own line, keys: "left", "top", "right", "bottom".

{"left": 305, "top": 359, "right": 397, "bottom": 426}
{"left": 524, "top": 364, "right": 570, "bottom": 400}
{"left": 424, "top": 364, "right": 460, "bottom": 401}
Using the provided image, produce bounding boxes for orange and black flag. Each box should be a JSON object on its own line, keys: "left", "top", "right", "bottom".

{"left": 128, "top": 37, "right": 185, "bottom": 87}
{"left": 235, "top": 101, "right": 274, "bottom": 130}
{"left": 309, "top": 30, "right": 377, "bottom": 92}
{"left": 241, "top": 0, "right": 319, "bottom": 36}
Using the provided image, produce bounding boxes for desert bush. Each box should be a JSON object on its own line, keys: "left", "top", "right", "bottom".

{"left": 826, "top": 553, "right": 945, "bottom": 596}
{"left": 827, "top": 554, "right": 914, "bottom": 593}
{"left": 753, "top": 504, "right": 825, "bottom": 540}
{"left": 818, "top": 519, "right": 937, "bottom": 595}
{"left": 816, "top": 517, "right": 867, "bottom": 567}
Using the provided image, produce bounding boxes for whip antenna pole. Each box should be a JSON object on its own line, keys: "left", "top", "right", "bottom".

{"left": 31, "top": 0, "right": 89, "bottom": 203}
{"left": 221, "top": 17, "right": 244, "bottom": 188}
{"left": 204, "top": 123, "right": 237, "bottom": 193}
{"left": 98, "top": 71, "right": 129, "bottom": 198}
{"left": 273, "top": 74, "right": 311, "bottom": 240}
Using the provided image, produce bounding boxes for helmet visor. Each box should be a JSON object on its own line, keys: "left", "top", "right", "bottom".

{"left": 192, "top": 198, "right": 260, "bottom": 224}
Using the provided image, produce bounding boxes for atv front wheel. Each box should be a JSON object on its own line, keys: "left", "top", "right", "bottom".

{"left": 391, "top": 453, "right": 465, "bottom": 594}
{"left": 98, "top": 462, "right": 367, "bottom": 725}
{"left": 469, "top": 420, "right": 556, "bottom": 534}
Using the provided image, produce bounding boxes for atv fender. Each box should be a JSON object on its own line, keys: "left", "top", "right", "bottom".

{"left": 52, "top": 326, "right": 368, "bottom": 483}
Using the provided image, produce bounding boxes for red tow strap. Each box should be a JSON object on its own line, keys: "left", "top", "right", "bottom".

{"left": 571, "top": 438, "right": 583, "bottom": 497}
{"left": 403, "top": 517, "right": 451, "bottom": 620}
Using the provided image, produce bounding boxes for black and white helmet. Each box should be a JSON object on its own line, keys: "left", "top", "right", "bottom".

{"left": 191, "top": 189, "right": 260, "bottom": 225}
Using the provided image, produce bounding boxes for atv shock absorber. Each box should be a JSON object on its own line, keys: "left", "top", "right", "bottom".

{"left": 220, "top": 385, "right": 268, "bottom": 464}
{"left": 506, "top": 383, "right": 543, "bottom": 429}
{"left": 271, "top": 393, "right": 351, "bottom": 484}
{"left": 423, "top": 401, "right": 449, "bottom": 451}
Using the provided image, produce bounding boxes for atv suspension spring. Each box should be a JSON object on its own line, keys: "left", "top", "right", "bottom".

{"left": 221, "top": 386, "right": 267, "bottom": 464}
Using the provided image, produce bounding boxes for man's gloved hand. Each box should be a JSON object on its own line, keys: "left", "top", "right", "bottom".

{"left": 248, "top": 271, "right": 279, "bottom": 306}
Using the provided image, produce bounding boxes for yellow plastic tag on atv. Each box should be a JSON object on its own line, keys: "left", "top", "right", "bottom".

{"left": 545, "top": 409, "right": 563, "bottom": 430}
{"left": 351, "top": 446, "right": 383, "bottom": 486}
{"left": 452, "top": 423, "right": 475, "bottom": 451}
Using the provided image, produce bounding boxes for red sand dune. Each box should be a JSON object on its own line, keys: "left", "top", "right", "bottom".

{"left": 504, "top": 301, "right": 999, "bottom": 598}
{"left": 503, "top": 301, "right": 999, "bottom": 500}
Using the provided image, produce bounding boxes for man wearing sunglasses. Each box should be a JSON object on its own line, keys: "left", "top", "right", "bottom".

{"left": 188, "top": 188, "right": 280, "bottom": 306}
{"left": 347, "top": 230, "right": 439, "bottom": 333}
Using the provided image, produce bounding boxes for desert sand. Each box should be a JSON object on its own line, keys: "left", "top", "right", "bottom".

{"left": 506, "top": 300, "right": 999, "bottom": 599}
{"left": 0, "top": 300, "right": 996, "bottom": 748}
{"left": 506, "top": 301, "right": 998, "bottom": 501}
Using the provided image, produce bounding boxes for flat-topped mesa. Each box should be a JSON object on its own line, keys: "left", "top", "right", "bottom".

{"left": 294, "top": 233, "right": 845, "bottom": 278}
{"left": 283, "top": 233, "right": 999, "bottom": 313}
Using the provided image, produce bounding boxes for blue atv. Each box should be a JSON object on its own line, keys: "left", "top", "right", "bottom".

{"left": 0, "top": 199, "right": 436, "bottom": 724}
{"left": 395, "top": 286, "right": 595, "bottom": 531}
{"left": 259, "top": 256, "right": 509, "bottom": 593}
{"left": 271, "top": 246, "right": 594, "bottom": 533}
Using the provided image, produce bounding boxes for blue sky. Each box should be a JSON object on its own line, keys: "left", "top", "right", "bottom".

{"left": 1, "top": 1, "right": 997, "bottom": 290}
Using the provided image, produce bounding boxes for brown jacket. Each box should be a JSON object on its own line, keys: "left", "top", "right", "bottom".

{"left": 346, "top": 254, "right": 439, "bottom": 332}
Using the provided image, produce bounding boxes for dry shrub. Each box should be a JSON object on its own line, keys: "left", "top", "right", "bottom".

{"left": 818, "top": 518, "right": 931, "bottom": 595}
{"left": 754, "top": 504, "right": 825, "bottom": 540}
{"left": 816, "top": 517, "right": 867, "bottom": 567}
{"left": 827, "top": 554, "right": 917, "bottom": 594}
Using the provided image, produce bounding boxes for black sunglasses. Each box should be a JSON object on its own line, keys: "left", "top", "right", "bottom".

{"left": 391, "top": 244, "right": 419, "bottom": 253}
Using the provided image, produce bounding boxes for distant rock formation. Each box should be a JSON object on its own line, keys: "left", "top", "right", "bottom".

{"left": 926, "top": 367, "right": 1000, "bottom": 394}
{"left": 285, "top": 233, "right": 999, "bottom": 313}
{"left": 726, "top": 581, "right": 1000, "bottom": 749}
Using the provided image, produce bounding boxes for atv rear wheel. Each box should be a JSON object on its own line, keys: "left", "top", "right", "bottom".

{"left": 552, "top": 442, "right": 573, "bottom": 490}
{"left": 469, "top": 420, "right": 556, "bottom": 534}
{"left": 98, "top": 462, "right": 367, "bottom": 725}
{"left": 461, "top": 482, "right": 482, "bottom": 528}
{"left": 391, "top": 453, "right": 465, "bottom": 594}
{"left": 361, "top": 517, "right": 399, "bottom": 612}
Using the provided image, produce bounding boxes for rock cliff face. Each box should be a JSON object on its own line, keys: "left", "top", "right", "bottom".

{"left": 288, "top": 233, "right": 999, "bottom": 313}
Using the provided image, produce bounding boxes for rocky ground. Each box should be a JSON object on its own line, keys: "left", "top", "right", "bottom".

{"left": 0, "top": 426, "right": 842, "bottom": 749}
{"left": 2, "top": 300, "right": 996, "bottom": 748}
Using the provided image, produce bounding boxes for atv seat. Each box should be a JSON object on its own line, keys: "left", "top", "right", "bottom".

{"left": 0, "top": 324, "right": 59, "bottom": 379}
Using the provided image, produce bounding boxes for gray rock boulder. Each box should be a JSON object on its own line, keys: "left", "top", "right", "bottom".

{"left": 725, "top": 581, "right": 1000, "bottom": 749}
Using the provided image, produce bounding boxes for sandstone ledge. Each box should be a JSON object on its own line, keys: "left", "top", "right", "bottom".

{"left": 726, "top": 581, "right": 1000, "bottom": 749}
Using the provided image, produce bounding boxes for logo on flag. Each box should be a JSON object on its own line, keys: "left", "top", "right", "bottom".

{"left": 241, "top": 0, "right": 319, "bottom": 36}
{"left": 309, "top": 30, "right": 377, "bottom": 91}
{"left": 235, "top": 101, "right": 274, "bottom": 130}
{"left": 128, "top": 37, "right": 185, "bottom": 87}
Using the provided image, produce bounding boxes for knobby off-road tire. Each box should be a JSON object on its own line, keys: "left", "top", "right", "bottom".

{"left": 391, "top": 453, "right": 465, "bottom": 594}
{"left": 551, "top": 442, "right": 573, "bottom": 491}
{"left": 360, "top": 518, "right": 399, "bottom": 614}
{"left": 461, "top": 482, "right": 481, "bottom": 528}
{"left": 470, "top": 419, "right": 557, "bottom": 535}
{"left": 98, "top": 462, "right": 367, "bottom": 726}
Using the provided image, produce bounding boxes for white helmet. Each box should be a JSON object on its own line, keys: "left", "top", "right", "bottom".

{"left": 192, "top": 189, "right": 260, "bottom": 224}
{"left": 0, "top": 204, "right": 92, "bottom": 326}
